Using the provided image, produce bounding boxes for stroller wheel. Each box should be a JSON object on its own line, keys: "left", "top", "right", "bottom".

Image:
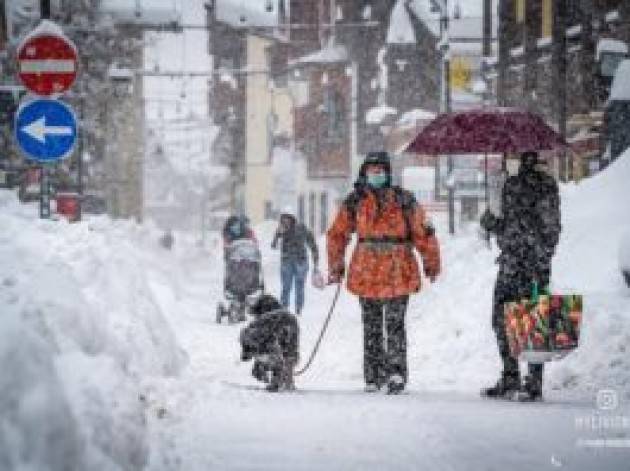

{"left": 216, "top": 304, "right": 226, "bottom": 324}
{"left": 228, "top": 304, "right": 237, "bottom": 324}
{"left": 237, "top": 304, "right": 247, "bottom": 322}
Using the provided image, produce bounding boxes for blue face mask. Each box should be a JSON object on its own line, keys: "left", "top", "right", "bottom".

{"left": 367, "top": 173, "right": 388, "bottom": 188}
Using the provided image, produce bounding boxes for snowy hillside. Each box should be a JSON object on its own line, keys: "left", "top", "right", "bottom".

{"left": 1, "top": 150, "right": 629, "bottom": 470}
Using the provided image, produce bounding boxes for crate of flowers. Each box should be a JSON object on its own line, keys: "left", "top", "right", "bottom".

{"left": 505, "top": 285, "right": 582, "bottom": 363}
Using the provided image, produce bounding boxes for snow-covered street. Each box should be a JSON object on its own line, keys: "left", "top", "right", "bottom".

{"left": 147, "top": 257, "right": 629, "bottom": 471}
{"left": 2, "top": 152, "right": 630, "bottom": 470}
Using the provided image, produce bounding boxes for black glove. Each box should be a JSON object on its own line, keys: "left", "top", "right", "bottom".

{"left": 328, "top": 266, "right": 345, "bottom": 284}
{"left": 480, "top": 209, "right": 500, "bottom": 233}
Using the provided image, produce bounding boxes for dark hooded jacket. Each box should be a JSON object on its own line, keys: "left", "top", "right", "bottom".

{"left": 271, "top": 214, "right": 319, "bottom": 266}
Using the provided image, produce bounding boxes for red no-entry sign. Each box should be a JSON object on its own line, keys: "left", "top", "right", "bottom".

{"left": 18, "top": 33, "right": 78, "bottom": 96}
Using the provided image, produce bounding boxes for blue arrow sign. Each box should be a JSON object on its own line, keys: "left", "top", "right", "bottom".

{"left": 15, "top": 99, "right": 77, "bottom": 163}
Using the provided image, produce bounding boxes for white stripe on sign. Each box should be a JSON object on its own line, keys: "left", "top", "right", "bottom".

{"left": 20, "top": 60, "right": 75, "bottom": 74}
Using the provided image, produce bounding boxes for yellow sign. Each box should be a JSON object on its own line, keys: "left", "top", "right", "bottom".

{"left": 450, "top": 56, "right": 472, "bottom": 91}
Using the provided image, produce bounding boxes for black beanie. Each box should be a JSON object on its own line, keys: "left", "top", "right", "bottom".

{"left": 356, "top": 151, "right": 392, "bottom": 188}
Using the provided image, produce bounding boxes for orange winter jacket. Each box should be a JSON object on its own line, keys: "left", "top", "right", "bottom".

{"left": 327, "top": 187, "right": 441, "bottom": 299}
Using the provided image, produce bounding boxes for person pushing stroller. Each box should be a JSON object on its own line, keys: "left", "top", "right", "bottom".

{"left": 217, "top": 215, "right": 264, "bottom": 324}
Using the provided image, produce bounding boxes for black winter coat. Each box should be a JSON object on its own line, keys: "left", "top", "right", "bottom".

{"left": 272, "top": 216, "right": 319, "bottom": 266}
{"left": 484, "top": 168, "right": 561, "bottom": 282}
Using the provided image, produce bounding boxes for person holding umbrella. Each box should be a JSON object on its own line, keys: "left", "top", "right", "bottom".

{"left": 480, "top": 151, "right": 561, "bottom": 401}
{"left": 326, "top": 151, "right": 441, "bottom": 394}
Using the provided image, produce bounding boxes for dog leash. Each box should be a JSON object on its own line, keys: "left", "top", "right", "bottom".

{"left": 294, "top": 283, "right": 342, "bottom": 376}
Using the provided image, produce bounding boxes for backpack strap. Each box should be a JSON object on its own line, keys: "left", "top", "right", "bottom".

{"left": 344, "top": 186, "right": 416, "bottom": 241}
{"left": 392, "top": 186, "right": 416, "bottom": 242}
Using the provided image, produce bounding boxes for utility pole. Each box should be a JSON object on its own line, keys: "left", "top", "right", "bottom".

{"left": 553, "top": 0, "right": 568, "bottom": 181}
{"left": 438, "top": 0, "right": 454, "bottom": 235}
{"left": 482, "top": 0, "right": 492, "bottom": 212}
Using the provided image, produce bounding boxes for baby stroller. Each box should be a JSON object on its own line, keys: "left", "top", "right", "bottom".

{"left": 216, "top": 238, "right": 265, "bottom": 324}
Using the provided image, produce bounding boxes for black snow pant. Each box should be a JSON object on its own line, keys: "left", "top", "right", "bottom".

{"left": 359, "top": 296, "right": 409, "bottom": 386}
{"left": 492, "top": 265, "right": 548, "bottom": 383}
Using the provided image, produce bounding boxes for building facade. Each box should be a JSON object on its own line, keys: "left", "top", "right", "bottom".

{"left": 493, "top": 0, "right": 630, "bottom": 178}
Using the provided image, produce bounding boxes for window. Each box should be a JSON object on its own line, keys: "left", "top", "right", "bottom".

{"left": 320, "top": 192, "right": 328, "bottom": 234}
{"left": 322, "top": 87, "right": 346, "bottom": 141}
{"left": 298, "top": 194, "right": 305, "bottom": 224}
{"left": 219, "top": 57, "right": 234, "bottom": 71}
{"left": 566, "top": 0, "right": 582, "bottom": 27}
{"left": 309, "top": 192, "right": 316, "bottom": 231}
{"left": 542, "top": 0, "right": 553, "bottom": 38}
{"left": 515, "top": 0, "right": 526, "bottom": 23}
{"left": 264, "top": 200, "right": 274, "bottom": 220}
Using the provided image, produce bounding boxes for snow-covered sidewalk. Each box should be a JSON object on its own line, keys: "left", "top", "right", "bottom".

{"left": 2, "top": 152, "right": 630, "bottom": 470}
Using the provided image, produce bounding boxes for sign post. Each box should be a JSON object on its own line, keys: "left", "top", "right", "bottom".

{"left": 15, "top": 19, "right": 79, "bottom": 219}
{"left": 39, "top": 165, "right": 51, "bottom": 218}
{"left": 15, "top": 99, "right": 78, "bottom": 162}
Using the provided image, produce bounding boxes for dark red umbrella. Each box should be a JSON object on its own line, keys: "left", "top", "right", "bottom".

{"left": 406, "top": 108, "right": 567, "bottom": 154}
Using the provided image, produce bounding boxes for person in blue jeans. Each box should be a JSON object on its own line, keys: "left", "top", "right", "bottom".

{"left": 271, "top": 212, "right": 319, "bottom": 315}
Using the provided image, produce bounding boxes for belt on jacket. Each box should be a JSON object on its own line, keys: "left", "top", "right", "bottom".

{"left": 358, "top": 236, "right": 411, "bottom": 251}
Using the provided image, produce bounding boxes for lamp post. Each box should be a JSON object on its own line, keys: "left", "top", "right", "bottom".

{"left": 436, "top": 0, "right": 454, "bottom": 234}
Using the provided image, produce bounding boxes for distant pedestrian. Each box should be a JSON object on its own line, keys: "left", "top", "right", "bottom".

{"left": 159, "top": 229, "right": 174, "bottom": 250}
{"left": 480, "top": 151, "right": 561, "bottom": 401}
{"left": 327, "top": 151, "right": 441, "bottom": 394}
{"left": 271, "top": 211, "right": 319, "bottom": 315}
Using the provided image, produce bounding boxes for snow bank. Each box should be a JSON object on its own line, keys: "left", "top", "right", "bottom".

{"left": 609, "top": 59, "right": 630, "bottom": 101}
{"left": 620, "top": 232, "right": 630, "bottom": 273}
{"left": 0, "top": 191, "right": 187, "bottom": 470}
{"left": 547, "top": 149, "right": 630, "bottom": 396}
{"left": 555, "top": 149, "right": 630, "bottom": 292}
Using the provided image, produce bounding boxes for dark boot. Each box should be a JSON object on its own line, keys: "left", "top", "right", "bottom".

{"left": 481, "top": 371, "right": 521, "bottom": 399}
{"left": 386, "top": 374, "right": 405, "bottom": 395}
{"left": 518, "top": 364, "right": 544, "bottom": 401}
{"left": 251, "top": 360, "right": 269, "bottom": 383}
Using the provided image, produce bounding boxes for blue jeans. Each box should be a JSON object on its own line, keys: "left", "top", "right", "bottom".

{"left": 280, "top": 259, "right": 308, "bottom": 313}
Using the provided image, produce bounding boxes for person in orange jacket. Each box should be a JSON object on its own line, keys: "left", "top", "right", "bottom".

{"left": 327, "top": 151, "right": 441, "bottom": 394}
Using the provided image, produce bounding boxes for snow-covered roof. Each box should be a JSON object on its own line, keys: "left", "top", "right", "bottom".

{"left": 108, "top": 64, "right": 134, "bottom": 80}
{"left": 215, "top": 0, "right": 278, "bottom": 28}
{"left": 609, "top": 59, "right": 630, "bottom": 101}
{"left": 406, "top": 0, "right": 499, "bottom": 38}
{"left": 292, "top": 44, "right": 349, "bottom": 65}
{"left": 606, "top": 10, "right": 620, "bottom": 23}
{"left": 451, "top": 89, "right": 482, "bottom": 111}
{"left": 597, "top": 38, "right": 629, "bottom": 60}
{"left": 99, "top": 0, "right": 181, "bottom": 26}
{"left": 366, "top": 105, "right": 398, "bottom": 125}
{"left": 387, "top": 0, "right": 417, "bottom": 44}
{"left": 397, "top": 108, "right": 436, "bottom": 126}
{"left": 566, "top": 25, "right": 582, "bottom": 38}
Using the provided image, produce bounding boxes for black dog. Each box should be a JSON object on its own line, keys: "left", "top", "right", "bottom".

{"left": 240, "top": 295, "right": 299, "bottom": 392}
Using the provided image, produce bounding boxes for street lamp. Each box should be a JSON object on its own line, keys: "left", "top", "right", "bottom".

{"left": 432, "top": 0, "right": 455, "bottom": 234}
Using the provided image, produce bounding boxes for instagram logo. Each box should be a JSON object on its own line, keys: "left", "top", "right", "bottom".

{"left": 596, "top": 389, "right": 619, "bottom": 411}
